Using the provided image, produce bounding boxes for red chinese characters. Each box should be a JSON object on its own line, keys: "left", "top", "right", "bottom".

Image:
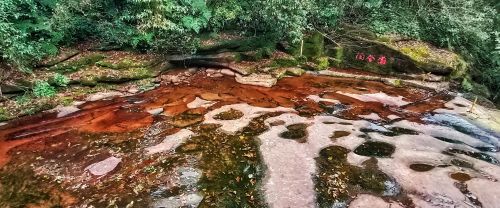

{"left": 378, "top": 56, "right": 387, "bottom": 65}
{"left": 355, "top": 53, "right": 390, "bottom": 65}
{"left": 356, "top": 52, "right": 365, "bottom": 60}
{"left": 367, "top": 55, "right": 375, "bottom": 62}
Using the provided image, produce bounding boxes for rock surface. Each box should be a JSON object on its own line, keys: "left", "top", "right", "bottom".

{"left": 86, "top": 91, "right": 123, "bottom": 101}
{"left": 146, "top": 129, "right": 195, "bottom": 155}
{"left": 147, "top": 108, "right": 164, "bottom": 115}
{"left": 235, "top": 73, "right": 277, "bottom": 88}
{"left": 85, "top": 156, "right": 122, "bottom": 176}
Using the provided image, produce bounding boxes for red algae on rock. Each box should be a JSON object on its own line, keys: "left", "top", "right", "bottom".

{"left": 0, "top": 70, "right": 461, "bottom": 207}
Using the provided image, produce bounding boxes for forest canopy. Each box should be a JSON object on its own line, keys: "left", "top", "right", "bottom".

{"left": 1, "top": 0, "right": 499, "bottom": 99}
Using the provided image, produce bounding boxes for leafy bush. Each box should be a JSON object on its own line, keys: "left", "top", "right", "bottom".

{"left": 52, "top": 73, "right": 69, "bottom": 87}
{"left": 33, "top": 81, "right": 56, "bottom": 97}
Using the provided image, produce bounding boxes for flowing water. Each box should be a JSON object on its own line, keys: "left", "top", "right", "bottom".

{"left": 0, "top": 70, "right": 499, "bottom": 208}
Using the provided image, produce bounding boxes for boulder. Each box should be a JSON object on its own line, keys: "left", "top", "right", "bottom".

{"left": 327, "top": 36, "right": 467, "bottom": 76}
{"left": 286, "top": 67, "right": 306, "bottom": 76}
{"left": 235, "top": 74, "right": 277, "bottom": 88}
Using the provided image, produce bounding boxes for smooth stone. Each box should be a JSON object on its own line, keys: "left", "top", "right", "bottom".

{"left": 56, "top": 106, "right": 80, "bottom": 118}
{"left": 85, "top": 156, "right": 122, "bottom": 176}
{"left": 286, "top": 67, "right": 306, "bottom": 76}
{"left": 0, "top": 122, "right": 7, "bottom": 127}
{"left": 147, "top": 108, "right": 164, "bottom": 115}
{"left": 146, "top": 129, "right": 194, "bottom": 155}
{"left": 187, "top": 97, "right": 216, "bottom": 109}
{"left": 152, "top": 193, "right": 203, "bottom": 208}
{"left": 128, "top": 87, "right": 139, "bottom": 94}
{"left": 235, "top": 73, "right": 277, "bottom": 88}
{"left": 86, "top": 92, "right": 123, "bottom": 101}
{"left": 220, "top": 69, "right": 236, "bottom": 76}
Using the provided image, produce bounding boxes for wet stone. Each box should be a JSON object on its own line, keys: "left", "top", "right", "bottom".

{"left": 213, "top": 109, "right": 244, "bottom": 120}
{"left": 434, "top": 136, "right": 463, "bottom": 144}
{"left": 444, "top": 148, "right": 499, "bottom": 165}
{"left": 279, "top": 123, "right": 308, "bottom": 143}
{"left": 171, "top": 110, "right": 204, "bottom": 128}
{"left": 147, "top": 108, "right": 164, "bottom": 115}
{"left": 409, "top": 163, "right": 435, "bottom": 172}
{"left": 450, "top": 159, "right": 474, "bottom": 169}
{"left": 85, "top": 156, "right": 122, "bottom": 176}
{"left": 388, "top": 127, "right": 419, "bottom": 135}
{"left": 354, "top": 141, "right": 395, "bottom": 158}
{"left": 454, "top": 182, "right": 482, "bottom": 207}
{"left": 450, "top": 172, "right": 472, "bottom": 182}
{"left": 315, "top": 146, "right": 402, "bottom": 207}
{"left": 269, "top": 120, "right": 286, "bottom": 126}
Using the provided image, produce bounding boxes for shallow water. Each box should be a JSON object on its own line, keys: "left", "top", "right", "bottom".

{"left": 0, "top": 70, "right": 499, "bottom": 207}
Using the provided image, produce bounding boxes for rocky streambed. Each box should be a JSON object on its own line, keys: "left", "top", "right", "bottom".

{"left": 0, "top": 69, "right": 499, "bottom": 208}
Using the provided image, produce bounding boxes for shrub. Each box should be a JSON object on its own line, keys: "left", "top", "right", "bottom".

{"left": 52, "top": 73, "right": 70, "bottom": 87}
{"left": 33, "top": 81, "right": 56, "bottom": 97}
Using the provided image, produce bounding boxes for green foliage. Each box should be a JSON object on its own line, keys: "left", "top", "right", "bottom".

{"left": 52, "top": 73, "right": 69, "bottom": 87}
{"left": 0, "top": 0, "right": 498, "bottom": 103}
{"left": 51, "top": 54, "right": 106, "bottom": 73}
{"left": 33, "top": 80, "right": 56, "bottom": 97}
{"left": 316, "top": 57, "right": 330, "bottom": 71}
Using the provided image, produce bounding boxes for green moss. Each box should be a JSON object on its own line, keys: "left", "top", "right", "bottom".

{"left": 238, "top": 47, "right": 273, "bottom": 62}
{"left": 96, "top": 58, "right": 146, "bottom": 70}
{"left": 51, "top": 54, "right": 106, "bottom": 73}
{"left": 290, "top": 32, "right": 325, "bottom": 58}
{"left": 315, "top": 57, "right": 330, "bottom": 71}
{"left": 392, "top": 79, "right": 402, "bottom": 87}
{"left": 198, "top": 34, "right": 278, "bottom": 54}
{"left": 400, "top": 46, "right": 431, "bottom": 62}
{"left": 270, "top": 58, "right": 300, "bottom": 68}
{"left": 0, "top": 107, "right": 9, "bottom": 121}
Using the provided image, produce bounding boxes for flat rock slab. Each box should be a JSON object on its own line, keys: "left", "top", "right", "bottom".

{"left": 86, "top": 92, "right": 123, "bottom": 101}
{"left": 85, "top": 156, "right": 122, "bottom": 176}
{"left": 235, "top": 74, "right": 277, "bottom": 88}
{"left": 146, "top": 129, "right": 194, "bottom": 155}
{"left": 187, "top": 97, "right": 216, "bottom": 109}
{"left": 56, "top": 106, "right": 80, "bottom": 118}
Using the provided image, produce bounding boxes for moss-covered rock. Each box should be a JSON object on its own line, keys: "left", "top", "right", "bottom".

{"left": 198, "top": 34, "right": 278, "bottom": 54}
{"left": 286, "top": 67, "right": 306, "bottom": 76}
{"left": 393, "top": 40, "right": 468, "bottom": 76}
{"left": 74, "top": 67, "right": 158, "bottom": 85}
{"left": 50, "top": 54, "right": 106, "bottom": 73}
{"left": 96, "top": 58, "right": 154, "bottom": 70}
{"left": 325, "top": 28, "right": 468, "bottom": 77}
{"left": 284, "top": 32, "right": 325, "bottom": 59}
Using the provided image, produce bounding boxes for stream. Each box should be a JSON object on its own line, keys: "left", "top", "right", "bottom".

{"left": 0, "top": 70, "right": 499, "bottom": 208}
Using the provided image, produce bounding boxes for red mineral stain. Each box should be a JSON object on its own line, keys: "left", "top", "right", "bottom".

{"left": 0, "top": 72, "right": 449, "bottom": 168}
